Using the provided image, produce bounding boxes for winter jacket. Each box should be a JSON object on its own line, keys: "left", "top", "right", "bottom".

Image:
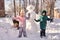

{"left": 35, "top": 15, "right": 51, "bottom": 29}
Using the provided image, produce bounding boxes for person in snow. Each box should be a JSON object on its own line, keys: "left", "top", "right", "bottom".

{"left": 13, "top": 9, "right": 28, "bottom": 37}
{"left": 34, "top": 10, "right": 52, "bottom": 38}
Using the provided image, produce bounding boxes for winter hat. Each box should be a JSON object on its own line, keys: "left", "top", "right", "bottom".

{"left": 41, "top": 10, "right": 47, "bottom": 15}
{"left": 42, "top": 10, "right": 47, "bottom": 14}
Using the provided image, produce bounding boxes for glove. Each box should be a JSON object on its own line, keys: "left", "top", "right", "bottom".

{"left": 50, "top": 19, "right": 53, "bottom": 22}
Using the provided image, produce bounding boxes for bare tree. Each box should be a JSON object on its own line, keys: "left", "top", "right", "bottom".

{"left": 29, "top": 0, "right": 30, "bottom": 4}
{"left": 23, "top": 0, "right": 27, "bottom": 13}
{"left": 14, "top": 0, "right": 16, "bottom": 17}
{"left": 50, "top": 0, "right": 56, "bottom": 20}
{"left": 35, "top": 0, "right": 39, "bottom": 14}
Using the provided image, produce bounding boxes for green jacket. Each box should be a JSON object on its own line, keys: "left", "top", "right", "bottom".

{"left": 35, "top": 15, "right": 50, "bottom": 29}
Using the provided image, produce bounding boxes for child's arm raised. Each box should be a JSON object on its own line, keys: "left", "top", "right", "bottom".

{"left": 34, "top": 19, "right": 40, "bottom": 22}
{"left": 34, "top": 16, "right": 42, "bottom": 22}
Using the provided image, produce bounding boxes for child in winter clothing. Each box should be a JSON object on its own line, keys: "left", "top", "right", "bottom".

{"left": 14, "top": 10, "right": 27, "bottom": 37}
{"left": 34, "top": 10, "right": 52, "bottom": 38}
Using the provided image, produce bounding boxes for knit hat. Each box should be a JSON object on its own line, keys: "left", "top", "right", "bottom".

{"left": 42, "top": 10, "right": 47, "bottom": 14}
{"left": 41, "top": 10, "right": 47, "bottom": 15}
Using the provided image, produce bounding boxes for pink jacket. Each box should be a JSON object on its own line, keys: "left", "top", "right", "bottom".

{"left": 14, "top": 16, "right": 26, "bottom": 27}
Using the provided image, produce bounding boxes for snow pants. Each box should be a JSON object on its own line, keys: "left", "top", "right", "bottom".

{"left": 19, "top": 27, "right": 27, "bottom": 37}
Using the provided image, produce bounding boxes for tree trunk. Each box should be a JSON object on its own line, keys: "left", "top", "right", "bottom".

{"left": 14, "top": 0, "right": 16, "bottom": 17}
{"left": 35, "top": 0, "right": 39, "bottom": 14}
{"left": 0, "top": 0, "right": 5, "bottom": 17}
{"left": 23, "top": 0, "right": 27, "bottom": 13}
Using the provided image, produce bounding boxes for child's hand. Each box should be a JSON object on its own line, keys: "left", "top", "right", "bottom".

{"left": 50, "top": 19, "right": 53, "bottom": 22}
{"left": 34, "top": 19, "right": 37, "bottom": 22}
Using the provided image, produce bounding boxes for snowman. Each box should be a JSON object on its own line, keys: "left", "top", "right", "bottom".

{"left": 26, "top": 5, "right": 38, "bottom": 33}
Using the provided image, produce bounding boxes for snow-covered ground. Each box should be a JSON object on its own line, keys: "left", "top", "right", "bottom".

{"left": 0, "top": 17, "right": 60, "bottom": 40}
